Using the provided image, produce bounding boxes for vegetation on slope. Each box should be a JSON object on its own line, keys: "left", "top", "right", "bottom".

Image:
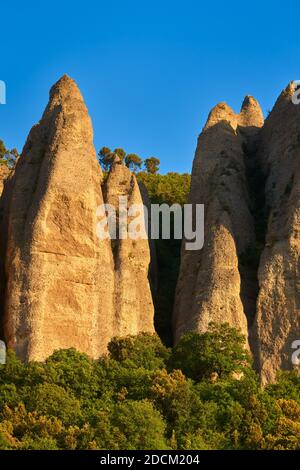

{"left": 0, "top": 324, "right": 299, "bottom": 450}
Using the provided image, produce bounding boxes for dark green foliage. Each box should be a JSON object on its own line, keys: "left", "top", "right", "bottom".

{"left": 144, "top": 157, "right": 160, "bottom": 174}
{"left": 108, "top": 333, "right": 170, "bottom": 370}
{"left": 137, "top": 172, "right": 191, "bottom": 206}
{"left": 25, "top": 383, "right": 82, "bottom": 426}
{"left": 169, "top": 323, "right": 251, "bottom": 382}
{"left": 99, "top": 400, "right": 168, "bottom": 450}
{"left": 124, "top": 153, "right": 142, "bottom": 172}
{"left": 0, "top": 139, "right": 19, "bottom": 168}
{"left": 266, "top": 371, "right": 300, "bottom": 403}
{"left": 1, "top": 327, "right": 299, "bottom": 450}
{"left": 98, "top": 146, "right": 157, "bottom": 174}
{"left": 98, "top": 147, "right": 120, "bottom": 171}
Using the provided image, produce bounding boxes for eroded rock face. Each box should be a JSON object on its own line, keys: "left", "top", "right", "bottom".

{"left": 254, "top": 82, "right": 300, "bottom": 384}
{"left": 2, "top": 75, "right": 154, "bottom": 361}
{"left": 174, "top": 97, "right": 264, "bottom": 345}
{"left": 174, "top": 83, "right": 300, "bottom": 383}
{"left": 104, "top": 161, "right": 154, "bottom": 336}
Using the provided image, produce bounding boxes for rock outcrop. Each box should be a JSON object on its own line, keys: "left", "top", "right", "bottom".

{"left": 104, "top": 160, "right": 154, "bottom": 336}
{"left": 1, "top": 75, "right": 154, "bottom": 361}
{"left": 174, "top": 97, "right": 264, "bottom": 346}
{"left": 254, "top": 82, "right": 300, "bottom": 384}
{"left": 174, "top": 83, "right": 300, "bottom": 384}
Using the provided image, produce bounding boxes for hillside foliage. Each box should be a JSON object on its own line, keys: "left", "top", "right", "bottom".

{"left": 137, "top": 171, "right": 191, "bottom": 206}
{"left": 0, "top": 324, "right": 299, "bottom": 450}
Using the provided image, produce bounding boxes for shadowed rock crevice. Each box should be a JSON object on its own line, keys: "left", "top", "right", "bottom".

{"left": 253, "top": 82, "right": 300, "bottom": 384}
{"left": 237, "top": 129, "right": 268, "bottom": 332}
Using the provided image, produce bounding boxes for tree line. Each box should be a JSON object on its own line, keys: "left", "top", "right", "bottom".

{"left": 98, "top": 147, "right": 160, "bottom": 174}
{"left": 0, "top": 323, "right": 300, "bottom": 450}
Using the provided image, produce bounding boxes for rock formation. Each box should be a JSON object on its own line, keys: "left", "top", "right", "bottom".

{"left": 254, "top": 82, "right": 300, "bottom": 384}
{"left": 2, "top": 74, "right": 300, "bottom": 384}
{"left": 104, "top": 160, "right": 154, "bottom": 336}
{"left": 174, "top": 82, "right": 300, "bottom": 384}
{"left": 1, "top": 75, "right": 154, "bottom": 361}
{"left": 174, "top": 97, "right": 264, "bottom": 345}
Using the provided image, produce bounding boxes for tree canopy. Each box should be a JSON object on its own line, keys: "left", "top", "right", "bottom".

{"left": 98, "top": 147, "right": 159, "bottom": 174}
{"left": 0, "top": 139, "right": 19, "bottom": 168}
{"left": 1, "top": 326, "right": 300, "bottom": 450}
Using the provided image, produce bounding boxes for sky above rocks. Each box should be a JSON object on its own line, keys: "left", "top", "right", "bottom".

{"left": 1, "top": 0, "right": 298, "bottom": 173}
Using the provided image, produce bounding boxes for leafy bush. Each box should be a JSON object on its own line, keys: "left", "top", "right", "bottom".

{"left": 169, "top": 323, "right": 251, "bottom": 382}
{"left": 0, "top": 328, "right": 300, "bottom": 450}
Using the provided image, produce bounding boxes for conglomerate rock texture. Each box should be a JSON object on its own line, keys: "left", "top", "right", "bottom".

{"left": 174, "top": 82, "right": 300, "bottom": 383}
{"left": 174, "top": 96, "right": 264, "bottom": 346}
{"left": 104, "top": 161, "right": 154, "bottom": 337}
{"left": 0, "top": 75, "right": 154, "bottom": 361}
{"left": 2, "top": 75, "right": 300, "bottom": 384}
{"left": 254, "top": 83, "right": 300, "bottom": 384}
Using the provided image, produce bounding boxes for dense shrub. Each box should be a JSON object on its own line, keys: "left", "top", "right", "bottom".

{"left": 0, "top": 327, "right": 299, "bottom": 450}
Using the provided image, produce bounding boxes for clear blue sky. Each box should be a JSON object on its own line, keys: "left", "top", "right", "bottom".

{"left": 0, "top": 0, "right": 298, "bottom": 173}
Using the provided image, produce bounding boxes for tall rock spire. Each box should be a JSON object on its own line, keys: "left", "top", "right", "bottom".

{"left": 2, "top": 75, "right": 154, "bottom": 361}
{"left": 174, "top": 97, "right": 264, "bottom": 346}
{"left": 104, "top": 161, "right": 154, "bottom": 336}
{"left": 253, "top": 81, "right": 300, "bottom": 384}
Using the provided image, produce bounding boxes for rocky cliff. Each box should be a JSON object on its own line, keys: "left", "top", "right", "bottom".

{"left": 175, "top": 83, "right": 300, "bottom": 383}
{"left": 0, "top": 75, "right": 154, "bottom": 361}
{"left": 2, "top": 75, "right": 300, "bottom": 383}
{"left": 104, "top": 160, "right": 154, "bottom": 336}
{"left": 174, "top": 97, "right": 263, "bottom": 346}
{"left": 254, "top": 82, "right": 300, "bottom": 384}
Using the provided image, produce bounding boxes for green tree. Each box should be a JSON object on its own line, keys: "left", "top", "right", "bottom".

{"left": 113, "top": 148, "right": 126, "bottom": 162}
{"left": 266, "top": 370, "right": 300, "bottom": 403}
{"left": 94, "top": 400, "right": 168, "bottom": 450}
{"left": 108, "top": 333, "right": 170, "bottom": 370}
{"left": 43, "top": 348, "right": 98, "bottom": 400}
{"left": 144, "top": 157, "right": 160, "bottom": 174}
{"left": 125, "top": 153, "right": 142, "bottom": 172}
{"left": 0, "top": 139, "right": 19, "bottom": 168}
{"left": 98, "top": 147, "right": 128, "bottom": 171}
{"left": 98, "top": 147, "right": 114, "bottom": 172}
{"left": 137, "top": 172, "right": 191, "bottom": 206}
{"left": 169, "top": 323, "right": 251, "bottom": 382}
{"left": 264, "top": 399, "right": 300, "bottom": 449}
{"left": 25, "top": 383, "right": 82, "bottom": 426}
{"left": 0, "top": 139, "right": 7, "bottom": 159}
